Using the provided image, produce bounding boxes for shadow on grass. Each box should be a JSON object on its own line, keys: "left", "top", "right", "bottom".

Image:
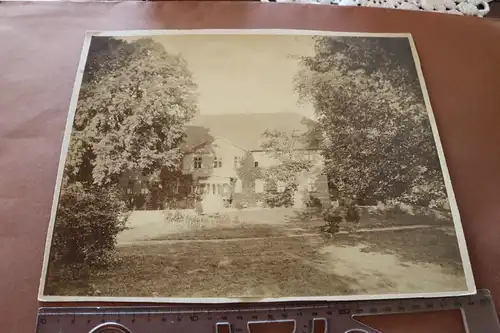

{"left": 332, "top": 227, "right": 464, "bottom": 275}
{"left": 48, "top": 235, "right": 356, "bottom": 298}
{"left": 44, "top": 223, "right": 464, "bottom": 298}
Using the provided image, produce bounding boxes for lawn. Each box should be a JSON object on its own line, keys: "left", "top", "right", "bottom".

{"left": 116, "top": 206, "right": 454, "bottom": 244}
{"left": 151, "top": 224, "right": 286, "bottom": 240}
{"left": 333, "top": 227, "right": 465, "bottom": 275}
{"left": 82, "top": 235, "right": 355, "bottom": 298}
{"left": 46, "top": 222, "right": 466, "bottom": 298}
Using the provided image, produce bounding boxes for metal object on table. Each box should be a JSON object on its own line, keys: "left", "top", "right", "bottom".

{"left": 36, "top": 289, "right": 500, "bottom": 333}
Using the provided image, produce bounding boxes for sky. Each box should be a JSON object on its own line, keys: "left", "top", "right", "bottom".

{"left": 124, "top": 34, "right": 317, "bottom": 119}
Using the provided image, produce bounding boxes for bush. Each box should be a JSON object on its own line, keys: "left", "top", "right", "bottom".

{"left": 263, "top": 184, "right": 297, "bottom": 208}
{"left": 47, "top": 182, "right": 126, "bottom": 276}
{"left": 163, "top": 209, "right": 235, "bottom": 229}
{"left": 306, "top": 195, "right": 323, "bottom": 209}
{"left": 234, "top": 201, "right": 247, "bottom": 210}
{"left": 321, "top": 201, "right": 361, "bottom": 235}
{"left": 345, "top": 204, "right": 361, "bottom": 223}
{"left": 322, "top": 206, "right": 342, "bottom": 234}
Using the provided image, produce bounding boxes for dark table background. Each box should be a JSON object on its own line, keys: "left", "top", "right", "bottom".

{"left": 1, "top": 2, "right": 500, "bottom": 332}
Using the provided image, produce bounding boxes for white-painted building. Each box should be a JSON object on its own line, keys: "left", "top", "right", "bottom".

{"left": 179, "top": 112, "right": 330, "bottom": 208}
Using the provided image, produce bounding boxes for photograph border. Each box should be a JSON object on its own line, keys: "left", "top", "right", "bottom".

{"left": 38, "top": 29, "right": 475, "bottom": 303}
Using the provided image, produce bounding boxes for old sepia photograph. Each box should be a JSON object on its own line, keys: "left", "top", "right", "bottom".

{"left": 40, "top": 30, "right": 474, "bottom": 302}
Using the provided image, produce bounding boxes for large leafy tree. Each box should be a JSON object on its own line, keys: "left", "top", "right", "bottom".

{"left": 295, "top": 36, "right": 447, "bottom": 207}
{"left": 259, "top": 129, "right": 313, "bottom": 187}
{"left": 66, "top": 37, "right": 199, "bottom": 187}
{"left": 48, "top": 37, "right": 199, "bottom": 289}
{"left": 258, "top": 130, "right": 314, "bottom": 207}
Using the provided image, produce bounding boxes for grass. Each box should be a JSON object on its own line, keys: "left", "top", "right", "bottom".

{"left": 80, "top": 236, "right": 355, "bottom": 298}
{"left": 45, "top": 216, "right": 464, "bottom": 297}
{"left": 151, "top": 224, "right": 285, "bottom": 240}
{"left": 358, "top": 207, "right": 453, "bottom": 228}
{"left": 283, "top": 207, "right": 453, "bottom": 231}
{"left": 333, "top": 227, "right": 464, "bottom": 275}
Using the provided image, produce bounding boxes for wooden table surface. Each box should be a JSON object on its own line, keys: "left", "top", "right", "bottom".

{"left": 1, "top": 2, "right": 500, "bottom": 332}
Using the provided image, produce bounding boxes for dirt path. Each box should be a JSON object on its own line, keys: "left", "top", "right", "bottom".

{"left": 317, "top": 243, "right": 467, "bottom": 294}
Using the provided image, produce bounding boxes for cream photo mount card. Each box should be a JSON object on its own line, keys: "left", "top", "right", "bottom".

{"left": 39, "top": 29, "right": 475, "bottom": 303}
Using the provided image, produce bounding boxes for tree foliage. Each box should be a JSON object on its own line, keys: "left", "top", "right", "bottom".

{"left": 259, "top": 130, "right": 313, "bottom": 207}
{"left": 295, "top": 36, "right": 447, "bottom": 207}
{"left": 259, "top": 129, "right": 313, "bottom": 185}
{"left": 47, "top": 37, "right": 199, "bottom": 291}
{"left": 236, "top": 152, "right": 261, "bottom": 191}
{"left": 66, "top": 37, "right": 199, "bottom": 186}
{"left": 48, "top": 182, "right": 126, "bottom": 273}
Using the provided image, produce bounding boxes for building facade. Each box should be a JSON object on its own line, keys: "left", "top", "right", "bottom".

{"left": 179, "top": 113, "right": 330, "bottom": 209}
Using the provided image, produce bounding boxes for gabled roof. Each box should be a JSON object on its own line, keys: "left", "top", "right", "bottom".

{"left": 187, "top": 136, "right": 247, "bottom": 153}
{"left": 181, "top": 112, "right": 320, "bottom": 152}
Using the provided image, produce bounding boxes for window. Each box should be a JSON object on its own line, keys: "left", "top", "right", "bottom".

{"left": 307, "top": 176, "right": 317, "bottom": 192}
{"left": 254, "top": 161, "right": 259, "bottom": 167}
{"left": 217, "top": 184, "right": 223, "bottom": 195}
{"left": 212, "top": 184, "right": 217, "bottom": 195}
{"left": 173, "top": 179, "right": 180, "bottom": 194}
{"left": 213, "top": 157, "right": 222, "bottom": 168}
{"left": 234, "top": 156, "right": 241, "bottom": 168}
{"left": 305, "top": 151, "right": 314, "bottom": 161}
{"left": 193, "top": 156, "right": 202, "bottom": 169}
{"left": 255, "top": 179, "right": 265, "bottom": 193}
{"left": 277, "top": 181, "right": 286, "bottom": 193}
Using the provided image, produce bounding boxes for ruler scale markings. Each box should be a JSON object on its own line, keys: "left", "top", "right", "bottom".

{"left": 36, "top": 290, "right": 500, "bottom": 333}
